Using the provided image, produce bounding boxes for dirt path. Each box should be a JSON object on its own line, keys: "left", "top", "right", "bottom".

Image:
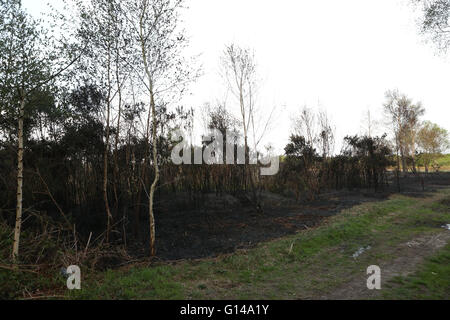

{"left": 319, "top": 231, "right": 450, "bottom": 300}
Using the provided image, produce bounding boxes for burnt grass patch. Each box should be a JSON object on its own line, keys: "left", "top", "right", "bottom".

{"left": 134, "top": 172, "right": 450, "bottom": 262}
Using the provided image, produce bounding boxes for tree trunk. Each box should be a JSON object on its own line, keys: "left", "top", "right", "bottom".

{"left": 104, "top": 51, "right": 113, "bottom": 243}
{"left": 140, "top": 14, "right": 159, "bottom": 257}
{"left": 149, "top": 92, "right": 159, "bottom": 257}
{"left": 240, "top": 86, "right": 259, "bottom": 211}
{"left": 103, "top": 123, "right": 112, "bottom": 243}
{"left": 400, "top": 147, "right": 407, "bottom": 175}
{"left": 411, "top": 135, "right": 417, "bottom": 174}
{"left": 103, "top": 125, "right": 112, "bottom": 242}
{"left": 12, "top": 98, "right": 26, "bottom": 262}
{"left": 396, "top": 145, "right": 401, "bottom": 193}
{"left": 113, "top": 44, "right": 122, "bottom": 217}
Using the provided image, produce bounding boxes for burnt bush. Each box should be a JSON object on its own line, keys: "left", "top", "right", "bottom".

{"left": 274, "top": 134, "right": 393, "bottom": 201}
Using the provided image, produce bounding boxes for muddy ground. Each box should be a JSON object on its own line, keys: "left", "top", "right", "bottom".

{"left": 136, "top": 172, "right": 450, "bottom": 261}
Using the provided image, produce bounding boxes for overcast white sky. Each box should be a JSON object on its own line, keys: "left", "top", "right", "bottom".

{"left": 23, "top": 0, "right": 450, "bottom": 154}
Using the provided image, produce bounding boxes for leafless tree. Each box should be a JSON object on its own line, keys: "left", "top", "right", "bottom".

{"left": 292, "top": 106, "right": 335, "bottom": 158}
{"left": 220, "top": 44, "right": 260, "bottom": 207}
{"left": 318, "top": 109, "right": 335, "bottom": 159}
{"left": 292, "top": 106, "right": 317, "bottom": 147}
{"left": 221, "top": 44, "right": 256, "bottom": 162}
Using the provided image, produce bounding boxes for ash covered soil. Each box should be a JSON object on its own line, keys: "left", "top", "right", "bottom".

{"left": 139, "top": 173, "right": 450, "bottom": 261}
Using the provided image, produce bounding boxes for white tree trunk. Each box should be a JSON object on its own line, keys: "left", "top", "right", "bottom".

{"left": 104, "top": 49, "right": 113, "bottom": 243}
{"left": 12, "top": 98, "right": 26, "bottom": 262}
{"left": 139, "top": 13, "right": 159, "bottom": 257}
{"left": 149, "top": 92, "right": 159, "bottom": 257}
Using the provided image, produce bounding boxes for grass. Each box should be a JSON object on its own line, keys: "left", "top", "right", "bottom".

{"left": 389, "top": 154, "right": 450, "bottom": 172}
{"left": 383, "top": 243, "right": 450, "bottom": 300}
{"left": 73, "top": 267, "right": 185, "bottom": 300}
{"left": 0, "top": 268, "right": 64, "bottom": 300}
{"left": 65, "top": 188, "right": 450, "bottom": 300}
{"left": 0, "top": 221, "right": 67, "bottom": 300}
{"left": 436, "top": 154, "right": 450, "bottom": 168}
{"left": 2, "top": 188, "right": 449, "bottom": 300}
{"left": 415, "top": 153, "right": 450, "bottom": 172}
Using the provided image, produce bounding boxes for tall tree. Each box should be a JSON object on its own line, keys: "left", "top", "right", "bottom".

{"left": 76, "top": 0, "right": 135, "bottom": 241}
{"left": 124, "top": 0, "right": 196, "bottom": 256}
{"left": 221, "top": 44, "right": 261, "bottom": 209}
{"left": 0, "top": 0, "right": 79, "bottom": 262}
{"left": 383, "top": 90, "right": 425, "bottom": 174}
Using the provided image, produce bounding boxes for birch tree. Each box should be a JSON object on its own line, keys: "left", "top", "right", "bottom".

{"left": 383, "top": 90, "right": 425, "bottom": 174}
{"left": 124, "top": 0, "right": 195, "bottom": 256}
{"left": 0, "top": 0, "right": 79, "bottom": 262}
{"left": 221, "top": 44, "right": 260, "bottom": 208}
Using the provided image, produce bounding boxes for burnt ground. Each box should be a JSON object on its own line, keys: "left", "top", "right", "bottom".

{"left": 137, "top": 172, "right": 450, "bottom": 262}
